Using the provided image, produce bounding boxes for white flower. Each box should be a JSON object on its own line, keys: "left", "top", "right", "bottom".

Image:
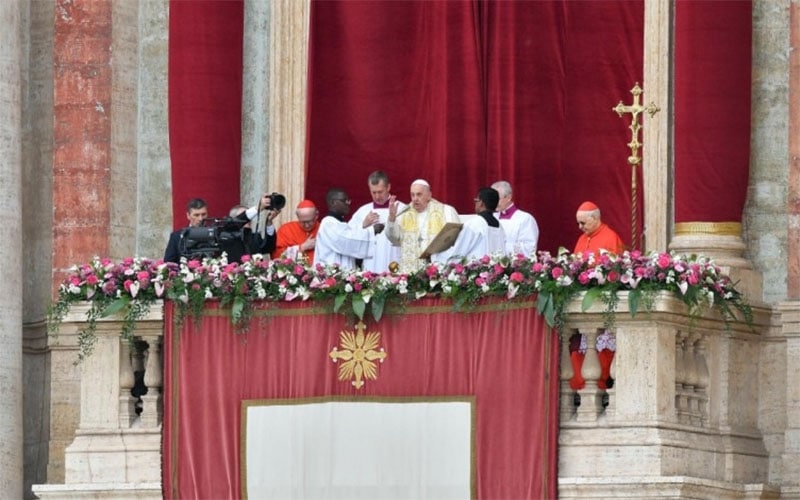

{"left": 345, "top": 283, "right": 353, "bottom": 293}
{"left": 204, "top": 287, "right": 213, "bottom": 299}
{"left": 129, "top": 281, "right": 140, "bottom": 299}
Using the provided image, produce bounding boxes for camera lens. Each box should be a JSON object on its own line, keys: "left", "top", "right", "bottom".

{"left": 270, "top": 193, "right": 286, "bottom": 210}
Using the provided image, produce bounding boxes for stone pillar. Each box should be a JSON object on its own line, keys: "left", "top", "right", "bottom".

{"left": 780, "top": 301, "right": 800, "bottom": 490}
{"left": 241, "top": 0, "right": 310, "bottom": 210}
{"left": 789, "top": 0, "right": 800, "bottom": 300}
{"left": 52, "top": 0, "right": 112, "bottom": 286}
{"left": 136, "top": 0, "right": 171, "bottom": 259}
{"left": 642, "top": 0, "right": 672, "bottom": 253}
{"left": 0, "top": 1, "right": 24, "bottom": 497}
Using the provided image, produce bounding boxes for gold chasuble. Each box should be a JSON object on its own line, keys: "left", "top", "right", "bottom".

{"left": 390, "top": 199, "right": 459, "bottom": 273}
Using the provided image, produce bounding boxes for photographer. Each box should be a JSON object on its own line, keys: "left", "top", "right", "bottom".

{"left": 227, "top": 193, "right": 283, "bottom": 262}
{"left": 222, "top": 192, "right": 283, "bottom": 263}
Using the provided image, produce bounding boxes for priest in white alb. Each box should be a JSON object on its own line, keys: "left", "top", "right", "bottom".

{"left": 314, "top": 188, "right": 382, "bottom": 270}
{"left": 386, "top": 179, "right": 460, "bottom": 273}
{"left": 491, "top": 180, "right": 539, "bottom": 258}
{"left": 348, "top": 170, "right": 406, "bottom": 273}
{"left": 433, "top": 187, "right": 506, "bottom": 263}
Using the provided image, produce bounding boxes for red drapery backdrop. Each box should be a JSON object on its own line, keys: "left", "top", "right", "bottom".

{"left": 306, "top": 0, "right": 644, "bottom": 253}
{"left": 162, "top": 299, "right": 559, "bottom": 499}
{"left": 168, "top": 0, "right": 244, "bottom": 228}
{"left": 674, "top": 0, "right": 752, "bottom": 223}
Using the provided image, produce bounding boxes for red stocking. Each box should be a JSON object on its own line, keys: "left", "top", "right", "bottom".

{"left": 569, "top": 351, "right": 586, "bottom": 390}
{"left": 597, "top": 349, "right": 615, "bottom": 390}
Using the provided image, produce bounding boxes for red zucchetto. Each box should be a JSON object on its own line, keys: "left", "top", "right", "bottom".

{"left": 577, "top": 201, "right": 599, "bottom": 212}
{"left": 296, "top": 199, "right": 316, "bottom": 210}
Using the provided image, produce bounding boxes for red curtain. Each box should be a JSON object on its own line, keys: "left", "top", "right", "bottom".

{"left": 162, "top": 299, "right": 559, "bottom": 499}
{"left": 168, "top": 0, "right": 244, "bottom": 228}
{"left": 307, "top": 1, "right": 644, "bottom": 253}
{"left": 674, "top": 0, "right": 752, "bottom": 223}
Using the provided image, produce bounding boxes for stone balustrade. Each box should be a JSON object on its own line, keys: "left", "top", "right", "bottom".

{"left": 559, "top": 291, "right": 779, "bottom": 498}
{"left": 33, "top": 303, "right": 164, "bottom": 500}
{"left": 33, "top": 294, "right": 785, "bottom": 499}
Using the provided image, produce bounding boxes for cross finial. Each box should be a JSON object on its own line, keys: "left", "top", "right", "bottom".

{"left": 612, "top": 83, "right": 660, "bottom": 250}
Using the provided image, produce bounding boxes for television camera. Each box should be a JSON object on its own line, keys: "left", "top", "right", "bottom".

{"left": 178, "top": 217, "right": 250, "bottom": 260}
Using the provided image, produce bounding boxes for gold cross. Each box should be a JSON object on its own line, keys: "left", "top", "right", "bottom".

{"left": 329, "top": 321, "right": 387, "bottom": 389}
{"left": 612, "top": 83, "right": 660, "bottom": 250}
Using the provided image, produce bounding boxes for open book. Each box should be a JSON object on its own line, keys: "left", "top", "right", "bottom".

{"left": 420, "top": 222, "right": 463, "bottom": 259}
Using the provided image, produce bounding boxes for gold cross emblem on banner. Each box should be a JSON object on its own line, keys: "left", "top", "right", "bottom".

{"left": 329, "top": 322, "right": 387, "bottom": 389}
{"left": 613, "top": 82, "right": 660, "bottom": 249}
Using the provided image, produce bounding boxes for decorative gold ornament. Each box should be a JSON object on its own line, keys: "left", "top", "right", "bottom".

{"left": 674, "top": 222, "right": 742, "bottom": 237}
{"left": 329, "top": 322, "right": 387, "bottom": 389}
{"left": 388, "top": 261, "right": 399, "bottom": 273}
{"left": 613, "top": 82, "right": 660, "bottom": 250}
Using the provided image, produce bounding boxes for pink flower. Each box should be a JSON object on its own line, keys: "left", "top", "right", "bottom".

{"left": 657, "top": 253, "right": 671, "bottom": 269}
{"left": 607, "top": 271, "right": 619, "bottom": 282}
{"left": 551, "top": 267, "right": 563, "bottom": 279}
{"left": 509, "top": 271, "right": 524, "bottom": 283}
{"left": 532, "top": 262, "right": 544, "bottom": 273}
{"left": 86, "top": 275, "right": 99, "bottom": 285}
{"left": 578, "top": 272, "right": 591, "bottom": 285}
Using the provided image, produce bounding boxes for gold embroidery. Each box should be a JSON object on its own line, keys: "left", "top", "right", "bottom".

{"left": 329, "top": 322, "right": 387, "bottom": 389}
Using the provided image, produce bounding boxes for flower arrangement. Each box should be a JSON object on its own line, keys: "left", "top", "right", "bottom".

{"left": 47, "top": 250, "right": 753, "bottom": 360}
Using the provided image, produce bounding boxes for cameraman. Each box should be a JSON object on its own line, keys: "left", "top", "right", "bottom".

{"left": 227, "top": 193, "right": 281, "bottom": 262}
{"left": 164, "top": 198, "right": 209, "bottom": 263}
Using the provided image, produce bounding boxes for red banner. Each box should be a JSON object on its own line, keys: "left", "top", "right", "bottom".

{"left": 162, "top": 298, "right": 559, "bottom": 498}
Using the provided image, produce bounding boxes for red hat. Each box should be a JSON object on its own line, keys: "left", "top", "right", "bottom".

{"left": 297, "top": 199, "right": 316, "bottom": 209}
{"left": 577, "top": 201, "right": 599, "bottom": 212}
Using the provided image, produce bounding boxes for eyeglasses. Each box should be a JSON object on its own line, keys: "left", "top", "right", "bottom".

{"left": 333, "top": 198, "right": 350, "bottom": 204}
{"left": 298, "top": 219, "right": 316, "bottom": 225}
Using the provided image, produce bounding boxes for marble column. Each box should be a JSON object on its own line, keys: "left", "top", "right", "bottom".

{"left": 0, "top": 0, "right": 24, "bottom": 497}
{"left": 241, "top": 0, "right": 310, "bottom": 210}
{"left": 789, "top": 0, "right": 800, "bottom": 300}
{"left": 52, "top": 0, "right": 113, "bottom": 285}
{"left": 642, "top": 0, "right": 672, "bottom": 253}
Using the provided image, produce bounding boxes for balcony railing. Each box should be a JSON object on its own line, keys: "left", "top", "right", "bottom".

{"left": 34, "top": 293, "right": 781, "bottom": 499}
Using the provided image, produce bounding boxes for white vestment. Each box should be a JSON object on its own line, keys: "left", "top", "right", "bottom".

{"left": 386, "top": 199, "right": 460, "bottom": 273}
{"left": 495, "top": 205, "right": 539, "bottom": 258}
{"left": 313, "top": 215, "right": 374, "bottom": 270}
{"left": 349, "top": 201, "right": 406, "bottom": 273}
{"left": 433, "top": 215, "right": 505, "bottom": 264}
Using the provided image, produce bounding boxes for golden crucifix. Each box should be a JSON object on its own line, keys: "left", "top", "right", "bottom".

{"left": 613, "top": 83, "right": 660, "bottom": 249}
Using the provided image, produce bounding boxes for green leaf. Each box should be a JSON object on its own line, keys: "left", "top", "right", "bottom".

{"left": 581, "top": 288, "right": 602, "bottom": 312}
{"left": 333, "top": 293, "right": 346, "bottom": 313}
{"left": 537, "top": 292, "right": 552, "bottom": 315}
{"left": 543, "top": 298, "right": 556, "bottom": 327}
{"left": 232, "top": 297, "right": 245, "bottom": 323}
{"left": 352, "top": 295, "right": 366, "bottom": 320}
{"left": 102, "top": 297, "right": 130, "bottom": 317}
{"left": 628, "top": 289, "right": 641, "bottom": 317}
{"left": 371, "top": 296, "right": 385, "bottom": 323}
